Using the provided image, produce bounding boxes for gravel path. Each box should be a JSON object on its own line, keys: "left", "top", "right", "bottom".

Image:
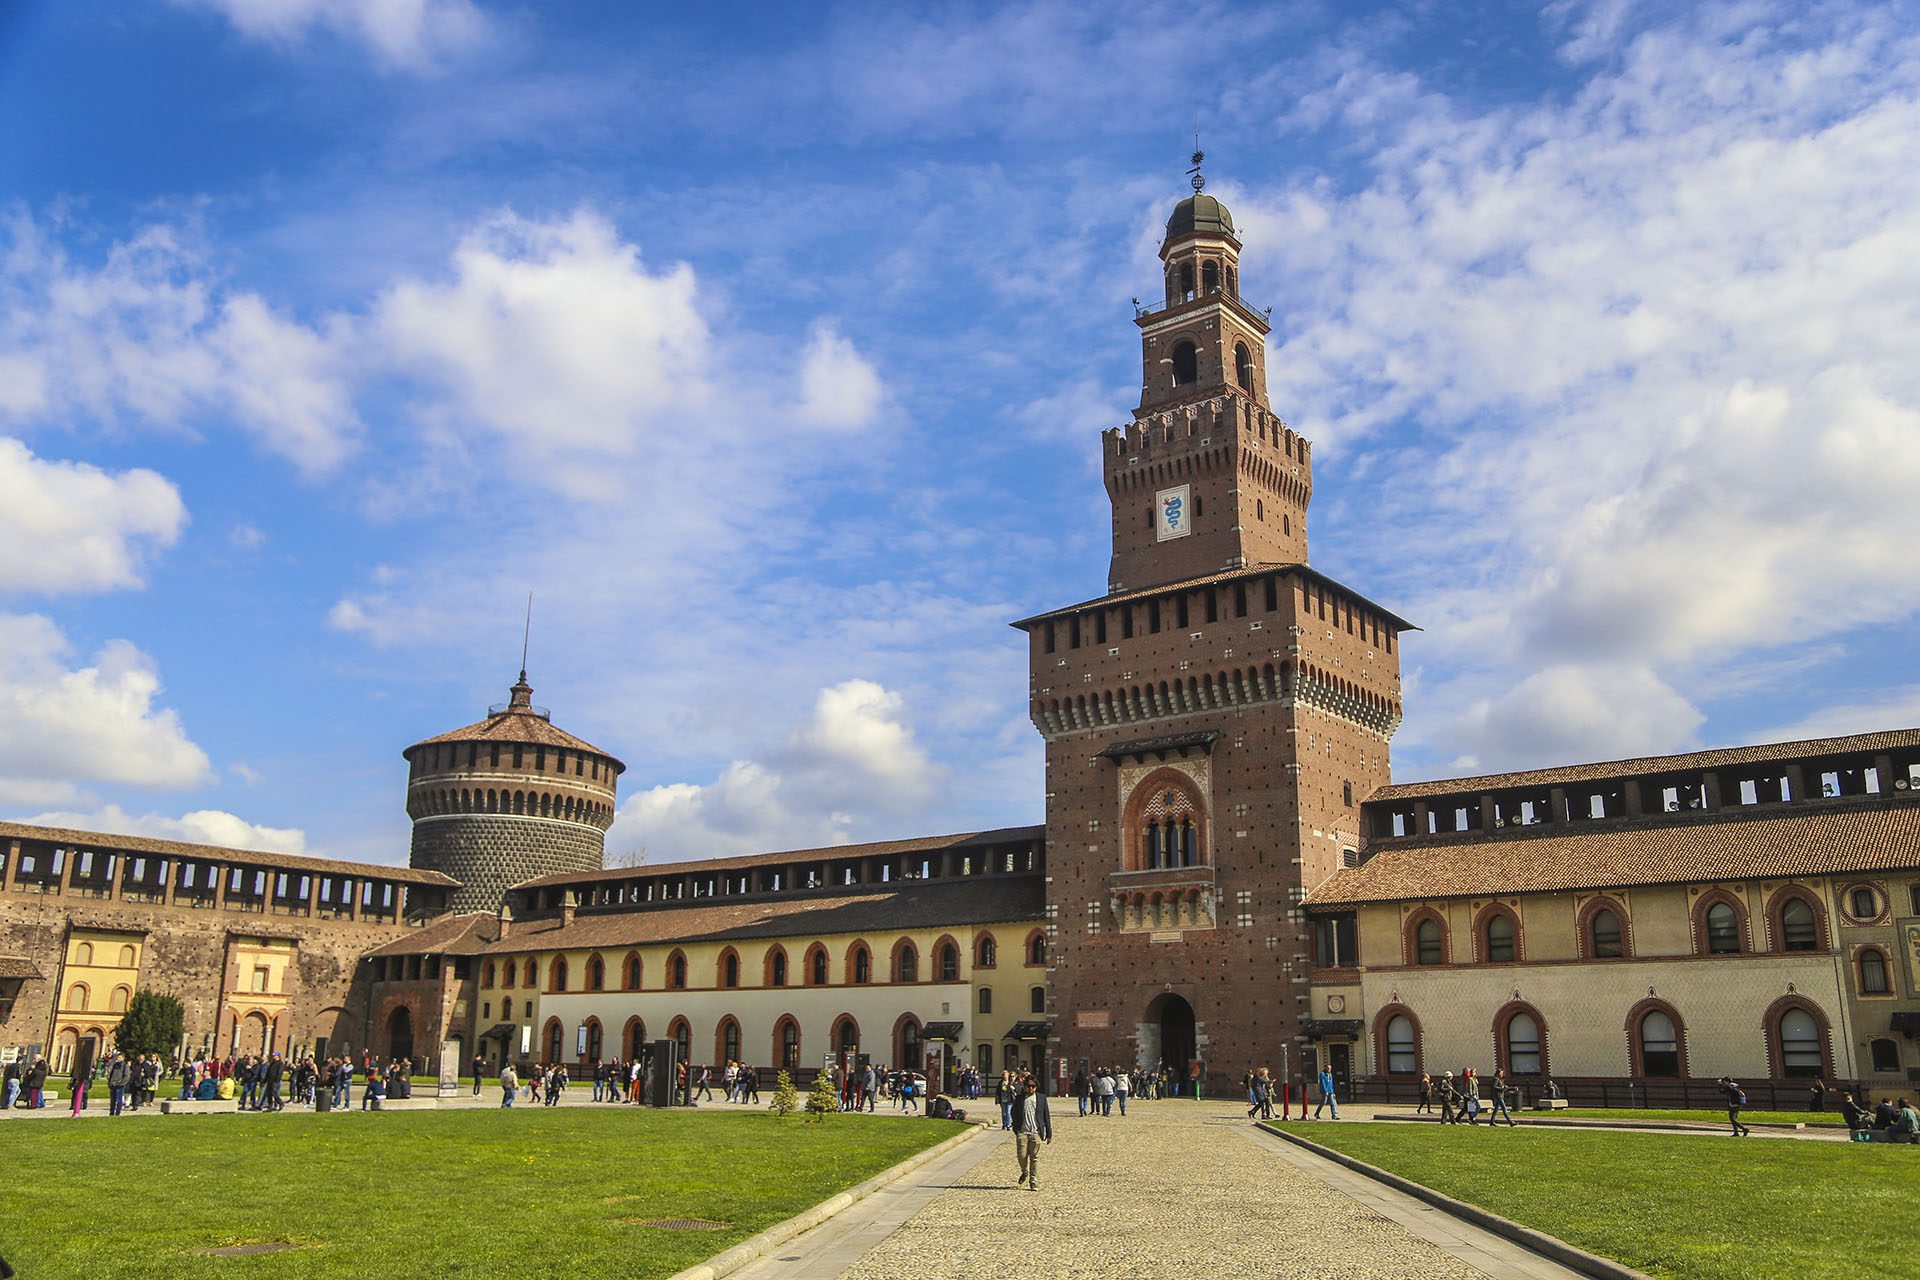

{"left": 837, "top": 1099, "right": 1487, "bottom": 1279}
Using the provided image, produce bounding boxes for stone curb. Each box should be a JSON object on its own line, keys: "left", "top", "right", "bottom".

{"left": 1368, "top": 1112, "right": 1811, "bottom": 1134}
{"left": 662, "top": 1121, "right": 992, "bottom": 1280}
{"left": 1255, "top": 1122, "right": 1655, "bottom": 1280}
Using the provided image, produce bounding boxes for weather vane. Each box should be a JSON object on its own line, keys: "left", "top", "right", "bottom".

{"left": 1188, "top": 130, "right": 1205, "bottom": 194}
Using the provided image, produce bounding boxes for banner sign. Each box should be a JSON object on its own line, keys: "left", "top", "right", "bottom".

{"left": 1156, "top": 484, "right": 1192, "bottom": 541}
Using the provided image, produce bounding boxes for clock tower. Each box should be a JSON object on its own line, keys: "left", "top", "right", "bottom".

{"left": 1015, "top": 164, "right": 1411, "bottom": 1092}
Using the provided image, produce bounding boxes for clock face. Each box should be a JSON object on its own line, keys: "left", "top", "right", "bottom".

{"left": 1156, "top": 484, "right": 1192, "bottom": 542}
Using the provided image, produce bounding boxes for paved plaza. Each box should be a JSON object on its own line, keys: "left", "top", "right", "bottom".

{"left": 733, "top": 1101, "right": 1591, "bottom": 1280}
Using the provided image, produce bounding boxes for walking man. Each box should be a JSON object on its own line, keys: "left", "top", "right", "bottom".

{"left": 1313, "top": 1063, "right": 1339, "bottom": 1120}
{"left": 500, "top": 1061, "right": 518, "bottom": 1108}
{"left": 1718, "top": 1077, "right": 1752, "bottom": 1136}
{"left": 106, "top": 1053, "right": 130, "bottom": 1116}
{"left": 1489, "top": 1069, "right": 1517, "bottom": 1126}
{"left": 1010, "top": 1074, "right": 1053, "bottom": 1192}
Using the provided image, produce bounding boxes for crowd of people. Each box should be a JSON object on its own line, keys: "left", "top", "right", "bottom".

{"left": 1067, "top": 1066, "right": 1133, "bottom": 1117}
{"left": 1403, "top": 1067, "right": 1522, "bottom": 1126}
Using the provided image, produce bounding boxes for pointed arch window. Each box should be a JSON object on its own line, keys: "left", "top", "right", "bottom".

{"left": 1171, "top": 341, "right": 1198, "bottom": 387}
{"left": 667, "top": 951, "right": 687, "bottom": 990}
{"left": 587, "top": 954, "right": 605, "bottom": 991}
{"left": 1590, "top": 908, "right": 1624, "bottom": 958}
{"left": 1705, "top": 901, "right": 1742, "bottom": 954}
{"left": 1778, "top": 1007, "right": 1823, "bottom": 1077}
{"left": 1505, "top": 1012, "right": 1542, "bottom": 1075}
{"left": 1484, "top": 912, "right": 1517, "bottom": 963}
{"left": 938, "top": 942, "right": 959, "bottom": 982}
{"left": 1202, "top": 261, "right": 1220, "bottom": 294}
{"left": 1414, "top": 918, "right": 1443, "bottom": 965}
{"left": 1385, "top": 1015, "right": 1417, "bottom": 1074}
{"left": 1779, "top": 897, "right": 1819, "bottom": 951}
{"left": 1638, "top": 1010, "right": 1681, "bottom": 1077}
{"left": 1234, "top": 342, "right": 1253, "bottom": 393}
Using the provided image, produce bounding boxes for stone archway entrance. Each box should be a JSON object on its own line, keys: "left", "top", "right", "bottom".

{"left": 1142, "top": 992, "right": 1197, "bottom": 1078}
{"left": 386, "top": 1005, "right": 414, "bottom": 1063}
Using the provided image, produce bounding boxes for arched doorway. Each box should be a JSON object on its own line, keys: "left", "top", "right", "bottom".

{"left": 386, "top": 1005, "right": 414, "bottom": 1064}
{"left": 1144, "top": 993, "right": 1197, "bottom": 1078}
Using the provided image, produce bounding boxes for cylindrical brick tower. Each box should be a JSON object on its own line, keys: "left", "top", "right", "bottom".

{"left": 403, "top": 672, "right": 625, "bottom": 912}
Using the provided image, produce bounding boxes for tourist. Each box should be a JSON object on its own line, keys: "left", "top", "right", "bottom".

{"left": 743, "top": 1064, "right": 762, "bottom": 1105}
{"left": 334, "top": 1057, "right": 352, "bottom": 1110}
{"left": 23, "top": 1054, "right": 48, "bottom": 1108}
{"left": 1416, "top": 1072, "right": 1434, "bottom": 1115}
{"left": 1717, "top": 1077, "right": 1752, "bottom": 1136}
{"left": 1115, "top": 1065, "right": 1131, "bottom": 1116}
{"left": 1488, "top": 1069, "right": 1516, "bottom": 1127}
{"left": 264, "top": 1053, "right": 286, "bottom": 1112}
{"left": 473, "top": 1053, "right": 487, "bottom": 1097}
{"left": 1009, "top": 1072, "right": 1053, "bottom": 1192}
{"left": 1810, "top": 1077, "right": 1828, "bottom": 1112}
{"left": 106, "top": 1053, "right": 130, "bottom": 1116}
{"left": 362, "top": 1069, "right": 385, "bottom": 1110}
{"left": 1069, "top": 1068, "right": 1087, "bottom": 1117}
{"left": 1840, "top": 1092, "right": 1871, "bottom": 1139}
{"left": 1459, "top": 1068, "right": 1482, "bottom": 1125}
{"left": 1437, "top": 1071, "right": 1458, "bottom": 1124}
{"left": 1312, "top": 1063, "right": 1339, "bottom": 1120}
{"left": 69, "top": 1057, "right": 94, "bottom": 1116}
{"left": 2, "top": 1058, "right": 19, "bottom": 1110}
{"left": 499, "top": 1061, "right": 518, "bottom": 1108}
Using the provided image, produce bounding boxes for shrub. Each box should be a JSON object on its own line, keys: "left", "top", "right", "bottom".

{"left": 770, "top": 1069, "right": 798, "bottom": 1116}
{"left": 115, "top": 992, "right": 185, "bottom": 1062}
{"left": 806, "top": 1070, "right": 839, "bottom": 1122}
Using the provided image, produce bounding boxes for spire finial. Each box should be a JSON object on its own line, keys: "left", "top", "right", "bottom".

{"left": 518, "top": 591, "right": 532, "bottom": 684}
{"left": 1187, "top": 132, "right": 1206, "bottom": 194}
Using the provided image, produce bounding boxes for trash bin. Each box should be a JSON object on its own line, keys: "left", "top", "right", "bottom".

{"left": 314, "top": 1086, "right": 330, "bottom": 1113}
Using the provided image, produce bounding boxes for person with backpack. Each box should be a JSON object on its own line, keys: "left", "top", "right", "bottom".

{"left": 106, "top": 1053, "right": 131, "bottom": 1116}
{"left": 1718, "top": 1076, "right": 1751, "bottom": 1136}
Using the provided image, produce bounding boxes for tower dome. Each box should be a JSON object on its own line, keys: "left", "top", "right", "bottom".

{"left": 402, "top": 673, "right": 625, "bottom": 912}
{"left": 1164, "top": 193, "right": 1236, "bottom": 243}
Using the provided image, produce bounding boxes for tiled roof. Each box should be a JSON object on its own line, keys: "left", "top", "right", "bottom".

{"left": 364, "top": 912, "right": 499, "bottom": 957}
{"left": 1010, "top": 563, "right": 1417, "bottom": 631}
{"left": 405, "top": 707, "right": 624, "bottom": 772}
{"left": 1371, "top": 728, "right": 1920, "bottom": 802}
{"left": 0, "top": 821, "right": 457, "bottom": 886}
{"left": 512, "top": 825, "right": 1046, "bottom": 889}
{"left": 0, "top": 956, "right": 44, "bottom": 980}
{"left": 1306, "top": 800, "right": 1920, "bottom": 906}
{"left": 482, "top": 875, "right": 1044, "bottom": 955}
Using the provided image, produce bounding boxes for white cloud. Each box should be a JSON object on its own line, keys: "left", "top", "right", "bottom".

{"left": 1756, "top": 687, "right": 1920, "bottom": 744}
{"left": 607, "top": 678, "right": 943, "bottom": 862}
{"left": 0, "top": 614, "right": 212, "bottom": 804}
{"left": 14, "top": 803, "right": 307, "bottom": 854}
{"left": 1230, "top": 4, "right": 1920, "bottom": 773}
{"left": 1446, "top": 663, "right": 1706, "bottom": 774}
{"left": 0, "top": 214, "right": 362, "bottom": 475}
{"left": 0, "top": 438, "right": 186, "bottom": 594}
{"left": 795, "top": 322, "right": 884, "bottom": 429}
{"left": 184, "top": 0, "right": 487, "bottom": 70}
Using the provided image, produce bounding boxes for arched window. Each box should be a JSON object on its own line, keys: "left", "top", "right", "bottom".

{"left": 1777, "top": 1007, "right": 1823, "bottom": 1077}
{"left": 718, "top": 1016, "right": 741, "bottom": 1065}
{"left": 938, "top": 942, "right": 959, "bottom": 982}
{"left": 1778, "top": 896, "right": 1820, "bottom": 951}
{"left": 522, "top": 958, "right": 537, "bottom": 987}
{"left": 898, "top": 1016, "right": 922, "bottom": 1070}
{"left": 1414, "top": 917, "right": 1444, "bottom": 965}
{"left": 1127, "top": 773, "right": 1207, "bottom": 872}
{"left": 1234, "top": 342, "right": 1253, "bottom": 393}
{"left": 977, "top": 936, "right": 996, "bottom": 968}
{"left": 1638, "top": 1009, "right": 1681, "bottom": 1077}
{"left": 851, "top": 945, "right": 871, "bottom": 984}
{"left": 671, "top": 1018, "right": 691, "bottom": 1069}
{"left": 1861, "top": 948, "right": 1892, "bottom": 994}
{"left": 501, "top": 960, "right": 515, "bottom": 989}
{"left": 1385, "top": 1014, "right": 1417, "bottom": 1074}
{"left": 502, "top": 997, "right": 513, "bottom": 1020}
{"left": 1705, "top": 901, "right": 1742, "bottom": 954}
{"left": 69, "top": 983, "right": 89, "bottom": 1011}
{"left": 1870, "top": 1038, "right": 1901, "bottom": 1072}
{"left": 777, "top": 1016, "right": 800, "bottom": 1069}
{"left": 1030, "top": 986, "right": 1045, "bottom": 1014}
{"left": 667, "top": 951, "right": 687, "bottom": 990}
{"left": 807, "top": 944, "right": 829, "bottom": 987}
{"left": 110, "top": 985, "right": 130, "bottom": 1013}
{"left": 482, "top": 961, "right": 495, "bottom": 987}
{"left": 835, "top": 1016, "right": 858, "bottom": 1054}
{"left": 894, "top": 940, "right": 918, "bottom": 983}
{"left": 586, "top": 954, "right": 605, "bottom": 991}
{"left": 584, "top": 1018, "right": 603, "bottom": 1061}
{"left": 1589, "top": 908, "right": 1624, "bottom": 958}
{"left": 721, "top": 950, "right": 740, "bottom": 989}
{"left": 76, "top": 942, "right": 93, "bottom": 965}
{"left": 1027, "top": 932, "right": 1046, "bottom": 966}
{"left": 118, "top": 945, "right": 136, "bottom": 967}
{"left": 769, "top": 948, "right": 789, "bottom": 987}
{"left": 545, "top": 1018, "right": 564, "bottom": 1063}
{"left": 978, "top": 988, "right": 993, "bottom": 1014}
{"left": 551, "top": 957, "right": 568, "bottom": 992}
{"left": 623, "top": 953, "right": 641, "bottom": 990}
{"left": 1483, "top": 912, "right": 1517, "bottom": 963}
{"left": 1171, "top": 341, "right": 1198, "bottom": 387}
{"left": 1202, "top": 261, "right": 1220, "bottom": 294}
{"left": 1504, "top": 1013, "right": 1542, "bottom": 1075}
{"left": 1177, "top": 262, "right": 1194, "bottom": 299}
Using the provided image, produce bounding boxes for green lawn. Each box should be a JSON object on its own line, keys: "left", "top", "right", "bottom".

{"left": 1543, "top": 1107, "right": 1845, "bottom": 1127}
{"left": 1270, "top": 1122, "right": 1920, "bottom": 1280}
{"left": 1, "top": 1107, "right": 949, "bottom": 1278}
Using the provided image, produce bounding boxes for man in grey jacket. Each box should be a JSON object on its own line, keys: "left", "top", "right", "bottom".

{"left": 1010, "top": 1073, "right": 1053, "bottom": 1191}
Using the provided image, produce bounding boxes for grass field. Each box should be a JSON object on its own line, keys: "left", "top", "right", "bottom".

{"left": 1271, "top": 1121, "right": 1920, "bottom": 1280}
{"left": 0, "top": 1106, "right": 949, "bottom": 1278}
{"left": 1544, "top": 1107, "right": 1846, "bottom": 1127}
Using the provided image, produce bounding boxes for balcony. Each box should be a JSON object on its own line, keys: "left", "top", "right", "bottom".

{"left": 1108, "top": 865, "right": 1217, "bottom": 933}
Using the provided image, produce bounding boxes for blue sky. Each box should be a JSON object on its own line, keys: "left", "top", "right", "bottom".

{"left": 3, "top": 0, "right": 1918, "bottom": 867}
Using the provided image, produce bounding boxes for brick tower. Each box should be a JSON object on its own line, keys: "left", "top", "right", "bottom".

{"left": 1014, "top": 168, "right": 1411, "bottom": 1093}
{"left": 403, "top": 672, "right": 624, "bottom": 912}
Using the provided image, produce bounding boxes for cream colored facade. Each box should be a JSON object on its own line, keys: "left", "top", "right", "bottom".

{"left": 50, "top": 927, "right": 145, "bottom": 1071}
{"left": 482, "top": 920, "right": 1049, "bottom": 1076}
{"left": 1312, "top": 873, "right": 1918, "bottom": 1090}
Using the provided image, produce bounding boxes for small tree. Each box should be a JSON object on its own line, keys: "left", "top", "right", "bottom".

{"left": 770, "top": 1069, "right": 798, "bottom": 1116}
{"left": 115, "top": 992, "right": 185, "bottom": 1062}
{"left": 806, "top": 1069, "right": 839, "bottom": 1122}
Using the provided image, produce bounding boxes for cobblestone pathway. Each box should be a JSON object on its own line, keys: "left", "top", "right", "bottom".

{"left": 838, "top": 1100, "right": 1487, "bottom": 1280}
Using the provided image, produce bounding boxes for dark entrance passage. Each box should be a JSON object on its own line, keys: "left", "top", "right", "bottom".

{"left": 386, "top": 1005, "right": 414, "bottom": 1063}
{"left": 1145, "top": 992, "right": 1197, "bottom": 1081}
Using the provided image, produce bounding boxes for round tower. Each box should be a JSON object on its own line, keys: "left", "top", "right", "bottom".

{"left": 403, "top": 672, "right": 624, "bottom": 912}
